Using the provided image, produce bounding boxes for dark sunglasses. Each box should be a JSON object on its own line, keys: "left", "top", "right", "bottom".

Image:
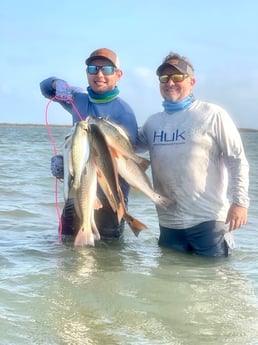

{"left": 159, "top": 74, "right": 189, "bottom": 83}
{"left": 87, "top": 65, "right": 117, "bottom": 75}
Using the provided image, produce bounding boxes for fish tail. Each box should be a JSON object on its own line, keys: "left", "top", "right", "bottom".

{"left": 74, "top": 228, "right": 95, "bottom": 247}
{"left": 137, "top": 156, "right": 151, "bottom": 171}
{"left": 124, "top": 212, "right": 148, "bottom": 237}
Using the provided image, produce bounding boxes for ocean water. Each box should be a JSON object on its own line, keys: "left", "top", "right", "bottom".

{"left": 0, "top": 124, "right": 258, "bottom": 345}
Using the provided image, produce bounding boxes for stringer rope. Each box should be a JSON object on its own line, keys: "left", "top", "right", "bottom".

{"left": 44, "top": 96, "right": 84, "bottom": 243}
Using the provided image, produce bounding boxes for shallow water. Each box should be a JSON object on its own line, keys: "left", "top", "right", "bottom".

{"left": 0, "top": 125, "right": 258, "bottom": 345}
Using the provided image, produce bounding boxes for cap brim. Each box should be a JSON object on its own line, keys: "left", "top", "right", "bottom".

{"left": 85, "top": 56, "right": 116, "bottom": 67}
{"left": 156, "top": 62, "right": 184, "bottom": 76}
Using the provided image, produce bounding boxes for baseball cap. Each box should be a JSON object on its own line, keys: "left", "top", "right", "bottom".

{"left": 85, "top": 48, "right": 120, "bottom": 69}
{"left": 156, "top": 52, "right": 194, "bottom": 76}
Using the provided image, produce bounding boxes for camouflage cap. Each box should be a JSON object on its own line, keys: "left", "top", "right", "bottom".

{"left": 156, "top": 52, "right": 194, "bottom": 76}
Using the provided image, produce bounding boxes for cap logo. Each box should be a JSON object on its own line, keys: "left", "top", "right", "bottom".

{"left": 169, "top": 59, "right": 179, "bottom": 65}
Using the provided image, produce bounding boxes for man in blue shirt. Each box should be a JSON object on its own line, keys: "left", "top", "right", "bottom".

{"left": 40, "top": 48, "right": 138, "bottom": 241}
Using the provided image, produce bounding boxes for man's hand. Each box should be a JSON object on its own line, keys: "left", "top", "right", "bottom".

{"left": 55, "top": 80, "right": 73, "bottom": 102}
{"left": 225, "top": 203, "right": 248, "bottom": 231}
{"left": 51, "top": 155, "right": 64, "bottom": 179}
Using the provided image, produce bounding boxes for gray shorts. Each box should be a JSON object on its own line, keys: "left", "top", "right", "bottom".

{"left": 159, "top": 221, "right": 229, "bottom": 257}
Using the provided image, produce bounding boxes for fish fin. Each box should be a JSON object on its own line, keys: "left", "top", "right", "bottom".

{"left": 94, "top": 197, "right": 103, "bottom": 210}
{"left": 74, "top": 227, "right": 95, "bottom": 247}
{"left": 116, "top": 202, "right": 125, "bottom": 224}
{"left": 91, "top": 214, "right": 101, "bottom": 240}
{"left": 68, "top": 185, "right": 75, "bottom": 199}
{"left": 95, "top": 166, "right": 120, "bottom": 213}
{"left": 73, "top": 195, "right": 81, "bottom": 219}
{"left": 123, "top": 211, "right": 148, "bottom": 237}
{"left": 109, "top": 146, "right": 119, "bottom": 159}
{"left": 116, "top": 185, "right": 128, "bottom": 224}
{"left": 63, "top": 174, "right": 71, "bottom": 202}
{"left": 137, "top": 156, "right": 151, "bottom": 171}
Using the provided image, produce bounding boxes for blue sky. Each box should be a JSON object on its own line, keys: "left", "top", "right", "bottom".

{"left": 1, "top": 0, "right": 258, "bottom": 128}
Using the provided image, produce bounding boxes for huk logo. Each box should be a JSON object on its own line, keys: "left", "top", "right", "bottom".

{"left": 153, "top": 129, "right": 186, "bottom": 144}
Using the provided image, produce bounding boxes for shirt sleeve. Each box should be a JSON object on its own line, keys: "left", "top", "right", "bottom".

{"left": 135, "top": 124, "right": 149, "bottom": 153}
{"left": 40, "top": 77, "right": 88, "bottom": 122}
{"left": 215, "top": 107, "right": 250, "bottom": 208}
{"left": 40, "top": 76, "right": 57, "bottom": 99}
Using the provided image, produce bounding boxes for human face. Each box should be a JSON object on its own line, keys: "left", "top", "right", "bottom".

{"left": 159, "top": 67, "right": 195, "bottom": 102}
{"left": 86, "top": 58, "right": 122, "bottom": 94}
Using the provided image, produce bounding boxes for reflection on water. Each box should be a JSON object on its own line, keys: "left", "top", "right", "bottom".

{"left": 16, "top": 240, "right": 256, "bottom": 345}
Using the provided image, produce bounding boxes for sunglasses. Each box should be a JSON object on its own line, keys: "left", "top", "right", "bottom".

{"left": 87, "top": 65, "right": 117, "bottom": 75}
{"left": 159, "top": 74, "right": 189, "bottom": 83}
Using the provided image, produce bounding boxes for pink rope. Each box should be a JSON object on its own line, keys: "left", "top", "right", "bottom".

{"left": 44, "top": 96, "right": 83, "bottom": 243}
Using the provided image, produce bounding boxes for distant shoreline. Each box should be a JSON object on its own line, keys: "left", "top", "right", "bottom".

{"left": 238, "top": 128, "right": 258, "bottom": 132}
{"left": 0, "top": 123, "right": 70, "bottom": 128}
{"left": 0, "top": 123, "right": 257, "bottom": 132}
